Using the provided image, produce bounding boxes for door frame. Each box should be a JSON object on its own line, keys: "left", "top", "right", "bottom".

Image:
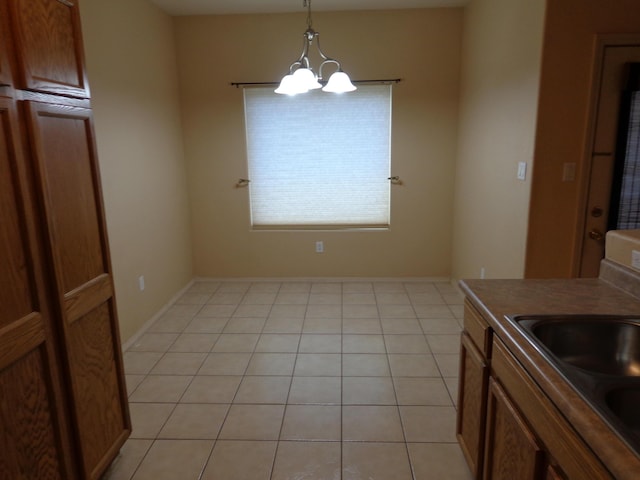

{"left": 574, "top": 34, "right": 640, "bottom": 276}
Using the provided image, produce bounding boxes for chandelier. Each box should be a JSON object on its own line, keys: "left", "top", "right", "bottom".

{"left": 275, "top": 0, "right": 357, "bottom": 95}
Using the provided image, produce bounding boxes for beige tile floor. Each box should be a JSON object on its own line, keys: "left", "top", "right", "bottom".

{"left": 104, "top": 280, "right": 473, "bottom": 480}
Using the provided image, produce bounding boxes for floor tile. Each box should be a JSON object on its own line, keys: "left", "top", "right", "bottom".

{"left": 271, "top": 441, "right": 341, "bottom": 480}
{"left": 234, "top": 376, "right": 291, "bottom": 404}
{"left": 280, "top": 405, "right": 341, "bottom": 440}
{"left": 255, "top": 334, "right": 300, "bottom": 352}
{"left": 131, "top": 439, "right": 214, "bottom": 480}
{"left": 384, "top": 334, "right": 430, "bottom": 354}
{"left": 419, "top": 318, "right": 462, "bottom": 334}
{"left": 342, "top": 293, "right": 377, "bottom": 305}
{"left": 380, "top": 318, "right": 423, "bottom": 334}
{"left": 128, "top": 375, "right": 192, "bottom": 403}
{"left": 294, "top": 353, "right": 341, "bottom": 376}
{"left": 342, "top": 334, "right": 386, "bottom": 353}
{"left": 158, "top": 403, "right": 229, "bottom": 439}
{"left": 342, "top": 377, "right": 396, "bottom": 405}
{"left": 426, "top": 334, "right": 461, "bottom": 353}
{"left": 245, "top": 353, "right": 296, "bottom": 375}
{"left": 399, "top": 405, "right": 458, "bottom": 442}
{"left": 222, "top": 317, "right": 266, "bottom": 333}
{"left": 184, "top": 317, "right": 229, "bottom": 333}
{"left": 219, "top": 404, "right": 285, "bottom": 440}
{"left": 198, "top": 353, "right": 251, "bottom": 375}
{"left": 342, "top": 354, "right": 390, "bottom": 376}
{"left": 393, "top": 377, "right": 452, "bottom": 405}
{"left": 147, "top": 315, "right": 192, "bottom": 333}
{"left": 168, "top": 333, "right": 219, "bottom": 352}
{"left": 117, "top": 279, "right": 473, "bottom": 480}
{"left": 388, "top": 354, "right": 440, "bottom": 377}
{"left": 408, "top": 443, "right": 473, "bottom": 480}
{"left": 128, "top": 403, "right": 175, "bottom": 439}
{"left": 342, "top": 405, "right": 404, "bottom": 441}
{"left": 101, "top": 439, "right": 152, "bottom": 480}
{"left": 233, "top": 304, "right": 271, "bottom": 317}
{"left": 201, "top": 441, "right": 277, "bottom": 480}
{"left": 150, "top": 353, "right": 207, "bottom": 375}
{"left": 302, "top": 317, "right": 342, "bottom": 333}
{"left": 123, "top": 352, "right": 163, "bottom": 375}
{"left": 263, "top": 316, "right": 305, "bottom": 334}
{"left": 434, "top": 353, "right": 460, "bottom": 377}
{"left": 299, "top": 334, "right": 342, "bottom": 353}
{"left": 211, "top": 334, "right": 259, "bottom": 352}
{"left": 342, "top": 318, "right": 382, "bottom": 334}
{"left": 181, "top": 375, "right": 242, "bottom": 403}
{"left": 175, "top": 292, "right": 211, "bottom": 305}
{"left": 127, "top": 333, "right": 179, "bottom": 352}
{"left": 342, "top": 442, "right": 413, "bottom": 480}
{"left": 288, "top": 376, "right": 341, "bottom": 404}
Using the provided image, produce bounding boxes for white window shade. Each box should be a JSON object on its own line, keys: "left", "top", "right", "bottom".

{"left": 243, "top": 85, "right": 392, "bottom": 228}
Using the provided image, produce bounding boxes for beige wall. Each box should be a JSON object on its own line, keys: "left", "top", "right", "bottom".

{"left": 174, "top": 9, "right": 462, "bottom": 278}
{"left": 79, "top": 0, "right": 193, "bottom": 341}
{"left": 526, "top": 0, "right": 640, "bottom": 278}
{"left": 451, "top": 0, "right": 545, "bottom": 281}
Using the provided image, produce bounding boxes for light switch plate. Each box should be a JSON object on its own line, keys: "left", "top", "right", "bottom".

{"left": 517, "top": 162, "right": 527, "bottom": 181}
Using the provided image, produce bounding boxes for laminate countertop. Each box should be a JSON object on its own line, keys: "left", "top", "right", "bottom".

{"left": 459, "top": 275, "right": 640, "bottom": 480}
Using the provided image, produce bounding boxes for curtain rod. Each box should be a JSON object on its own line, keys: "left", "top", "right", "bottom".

{"left": 230, "top": 78, "right": 402, "bottom": 88}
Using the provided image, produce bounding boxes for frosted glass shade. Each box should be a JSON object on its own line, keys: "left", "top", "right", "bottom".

{"left": 275, "top": 74, "right": 308, "bottom": 95}
{"left": 322, "top": 71, "right": 357, "bottom": 93}
{"left": 293, "top": 68, "right": 322, "bottom": 90}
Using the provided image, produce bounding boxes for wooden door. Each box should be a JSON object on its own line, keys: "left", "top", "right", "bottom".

{"left": 457, "top": 332, "right": 489, "bottom": 479}
{"left": 24, "top": 101, "right": 130, "bottom": 480}
{"left": 579, "top": 42, "right": 640, "bottom": 277}
{"left": 6, "top": 0, "right": 89, "bottom": 98}
{"left": 483, "top": 377, "right": 545, "bottom": 480}
{"left": 0, "top": 97, "right": 76, "bottom": 479}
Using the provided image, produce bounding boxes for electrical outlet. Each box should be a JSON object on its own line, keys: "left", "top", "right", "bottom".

{"left": 480, "top": 267, "right": 485, "bottom": 279}
{"left": 138, "top": 275, "right": 145, "bottom": 291}
{"left": 315, "top": 241, "right": 324, "bottom": 253}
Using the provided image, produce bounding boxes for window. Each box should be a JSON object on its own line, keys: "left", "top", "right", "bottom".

{"left": 243, "top": 84, "right": 392, "bottom": 229}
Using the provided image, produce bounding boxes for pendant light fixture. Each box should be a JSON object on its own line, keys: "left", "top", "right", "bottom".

{"left": 275, "top": 0, "right": 357, "bottom": 95}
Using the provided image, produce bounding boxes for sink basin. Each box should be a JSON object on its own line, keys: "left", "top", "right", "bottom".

{"left": 606, "top": 386, "right": 640, "bottom": 433}
{"left": 526, "top": 319, "right": 640, "bottom": 376}
{"left": 508, "top": 314, "right": 640, "bottom": 455}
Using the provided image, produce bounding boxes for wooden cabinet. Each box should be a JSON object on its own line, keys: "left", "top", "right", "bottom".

{"left": 457, "top": 331, "right": 489, "bottom": 478}
{"left": 483, "top": 378, "right": 544, "bottom": 480}
{"left": 0, "top": 1, "right": 130, "bottom": 479}
{"left": 458, "top": 300, "right": 611, "bottom": 480}
{"left": 6, "top": 0, "right": 89, "bottom": 97}
{"left": 0, "top": 96, "right": 76, "bottom": 480}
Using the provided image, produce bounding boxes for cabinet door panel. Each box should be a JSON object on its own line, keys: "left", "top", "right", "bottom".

{"left": 484, "top": 377, "right": 545, "bottom": 480}
{"left": 7, "top": 0, "right": 89, "bottom": 97}
{"left": 457, "top": 332, "right": 489, "bottom": 479}
{"left": 25, "top": 101, "right": 130, "bottom": 480}
{"left": 0, "top": 0, "right": 14, "bottom": 86}
{"left": 0, "top": 98, "right": 74, "bottom": 479}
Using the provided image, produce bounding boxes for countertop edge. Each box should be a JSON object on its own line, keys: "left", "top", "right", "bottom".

{"left": 459, "top": 278, "right": 640, "bottom": 480}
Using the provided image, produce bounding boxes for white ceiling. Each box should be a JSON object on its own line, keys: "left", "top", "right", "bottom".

{"left": 149, "top": 0, "right": 470, "bottom": 16}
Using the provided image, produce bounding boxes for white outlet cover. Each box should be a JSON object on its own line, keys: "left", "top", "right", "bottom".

{"left": 632, "top": 250, "right": 640, "bottom": 270}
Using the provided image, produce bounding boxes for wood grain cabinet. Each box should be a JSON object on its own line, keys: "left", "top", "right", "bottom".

{"left": 6, "top": 0, "right": 89, "bottom": 98}
{"left": 458, "top": 298, "right": 613, "bottom": 480}
{"left": 0, "top": 1, "right": 130, "bottom": 479}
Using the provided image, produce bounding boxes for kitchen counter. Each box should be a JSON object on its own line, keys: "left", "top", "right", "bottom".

{"left": 460, "top": 273, "right": 640, "bottom": 480}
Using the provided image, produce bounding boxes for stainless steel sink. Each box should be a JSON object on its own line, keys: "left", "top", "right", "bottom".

{"left": 605, "top": 386, "right": 640, "bottom": 433}
{"left": 525, "top": 318, "right": 640, "bottom": 376}
{"left": 508, "top": 314, "right": 640, "bottom": 456}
